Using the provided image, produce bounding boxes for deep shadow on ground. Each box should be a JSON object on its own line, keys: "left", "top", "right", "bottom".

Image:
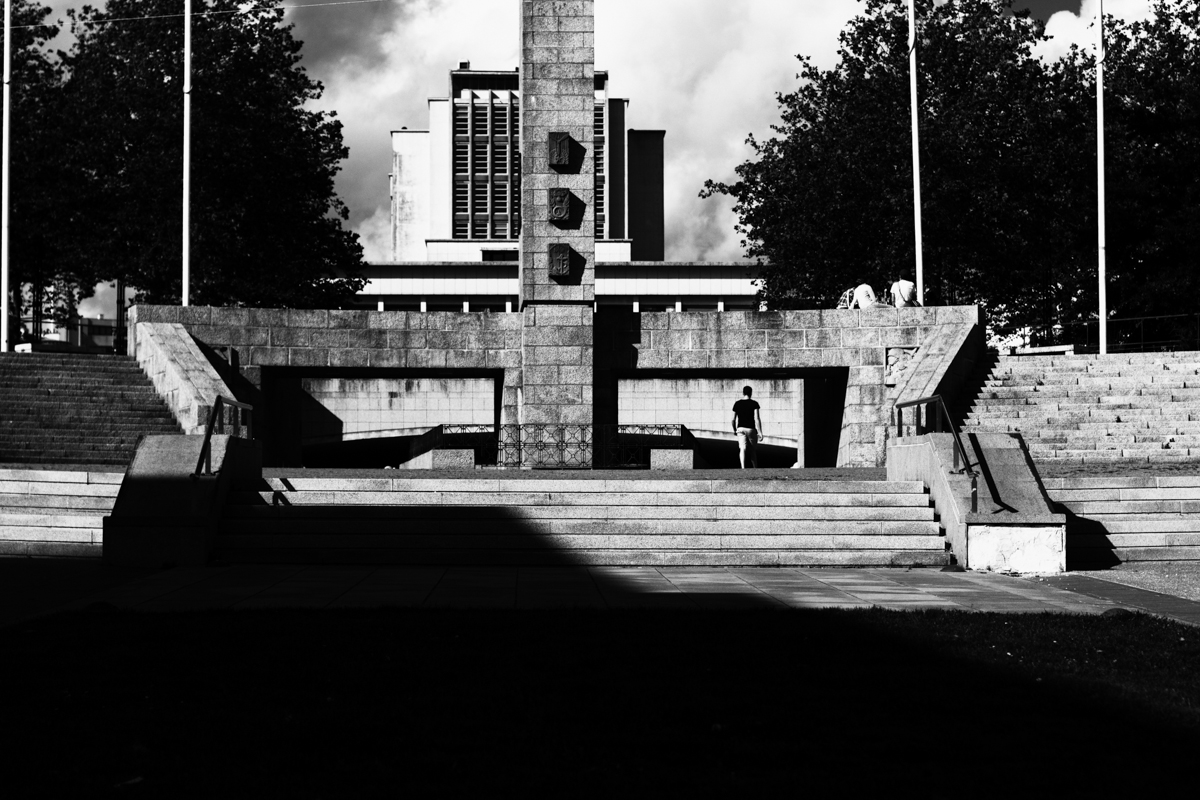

{"left": 4, "top": 607, "right": 1200, "bottom": 796}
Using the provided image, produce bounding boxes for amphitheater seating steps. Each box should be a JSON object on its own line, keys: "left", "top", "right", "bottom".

{"left": 0, "top": 353, "right": 181, "bottom": 466}
{"left": 0, "top": 468, "right": 122, "bottom": 557}
{"left": 216, "top": 475, "right": 949, "bottom": 567}
{"left": 1044, "top": 475, "right": 1200, "bottom": 566}
{"left": 962, "top": 352, "right": 1200, "bottom": 464}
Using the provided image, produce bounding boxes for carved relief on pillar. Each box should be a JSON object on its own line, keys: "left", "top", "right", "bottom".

{"left": 548, "top": 188, "right": 571, "bottom": 223}
{"left": 548, "top": 243, "right": 572, "bottom": 278}
{"left": 548, "top": 131, "right": 571, "bottom": 167}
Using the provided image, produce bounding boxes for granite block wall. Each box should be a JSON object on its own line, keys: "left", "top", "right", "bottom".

{"left": 128, "top": 305, "right": 524, "bottom": 450}
{"left": 518, "top": 0, "right": 596, "bottom": 306}
{"left": 630, "top": 307, "right": 982, "bottom": 467}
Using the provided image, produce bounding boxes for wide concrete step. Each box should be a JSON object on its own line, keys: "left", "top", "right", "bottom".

{"left": 212, "top": 547, "right": 951, "bottom": 567}
{"left": 215, "top": 474, "right": 945, "bottom": 567}
{"left": 0, "top": 479, "right": 121, "bottom": 497}
{"left": 219, "top": 523, "right": 943, "bottom": 544}
{"left": 1062, "top": 499, "right": 1200, "bottom": 514}
{"left": 224, "top": 506, "right": 938, "bottom": 525}
{"left": 258, "top": 478, "right": 930, "bottom": 495}
{"left": 1051, "top": 487, "right": 1200, "bottom": 501}
{"left": 0, "top": 511, "right": 106, "bottom": 528}
{"left": 1065, "top": 518, "right": 1200, "bottom": 533}
{"left": 241, "top": 491, "right": 933, "bottom": 510}
{"left": 1068, "top": 545, "right": 1200, "bottom": 563}
{"left": 1070, "top": 532, "right": 1200, "bottom": 548}
{"left": 236, "top": 489, "right": 934, "bottom": 509}
{"left": 0, "top": 493, "right": 116, "bottom": 512}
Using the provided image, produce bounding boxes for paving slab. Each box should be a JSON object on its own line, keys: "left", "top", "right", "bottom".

{"left": 7, "top": 560, "right": 1199, "bottom": 623}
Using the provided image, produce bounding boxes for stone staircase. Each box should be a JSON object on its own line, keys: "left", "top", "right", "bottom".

{"left": 0, "top": 353, "right": 181, "bottom": 466}
{"left": 1044, "top": 475, "right": 1200, "bottom": 567}
{"left": 0, "top": 468, "right": 122, "bottom": 557}
{"left": 217, "top": 475, "right": 948, "bottom": 567}
{"left": 962, "top": 352, "right": 1200, "bottom": 464}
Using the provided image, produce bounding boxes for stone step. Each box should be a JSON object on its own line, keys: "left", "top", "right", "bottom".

{"left": 0, "top": 512, "right": 105, "bottom": 529}
{"left": 1029, "top": 450, "right": 1200, "bottom": 462}
{"left": 1054, "top": 499, "right": 1200, "bottom": 514}
{"left": 225, "top": 502, "right": 936, "bottom": 521}
{"left": 257, "top": 478, "right": 930, "bottom": 495}
{"left": 1066, "top": 518, "right": 1200, "bottom": 533}
{"left": 0, "top": 493, "right": 116, "bottom": 511}
{"left": 219, "top": 519, "right": 943, "bottom": 540}
{"left": 236, "top": 488, "right": 933, "bottom": 508}
{"left": 1049, "top": 476, "right": 1200, "bottom": 490}
{"left": 238, "top": 489, "right": 935, "bottom": 510}
{"left": 1068, "top": 545, "right": 1200, "bottom": 563}
{"left": 0, "top": 479, "right": 121, "bottom": 497}
{"left": 1069, "top": 532, "right": 1200, "bottom": 548}
{"left": 1028, "top": 441, "right": 1172, "bottom": 452}
{"left": 1052, "top": 487, "right": 1200, "bottom": 501}
{"left": 211, "top": 546, "right": 951, "bottom": 567}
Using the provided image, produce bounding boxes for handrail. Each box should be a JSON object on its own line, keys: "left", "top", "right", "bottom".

{"left": 894, "top": 394, "right": 978, "bottom": 513}
{"left": 193, "top": 396, "right": 254, "bottom": 478}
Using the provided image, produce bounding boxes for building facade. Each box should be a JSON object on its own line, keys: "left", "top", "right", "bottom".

{"left": 389, "top": 63, "right": 666, "bottom": 264}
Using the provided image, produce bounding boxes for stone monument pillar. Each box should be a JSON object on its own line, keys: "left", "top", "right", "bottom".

{"left": 517, "top": 0, "right": 596, "bottom": 464}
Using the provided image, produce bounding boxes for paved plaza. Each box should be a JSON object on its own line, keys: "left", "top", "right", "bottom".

{"left": 3, "top": 558, "right": 1199, "bottom": 627}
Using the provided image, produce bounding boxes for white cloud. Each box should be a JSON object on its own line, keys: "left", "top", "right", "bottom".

{"left": 355, "top": 205, "right": 393, "bottom": 262}
{"left": 1035, "top": 0, "right": 1156, "bottom": 62}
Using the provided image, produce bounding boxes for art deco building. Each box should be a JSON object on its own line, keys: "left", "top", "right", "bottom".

{"left": 389, "top": 63, "right": 664, "bottom": 263}
{"left": 360, "top": 63, "right": 755, "bottom": 313}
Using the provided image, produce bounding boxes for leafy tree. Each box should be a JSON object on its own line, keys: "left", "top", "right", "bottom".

{"left": 0, "top": 0, "right": 80, "bottom": 336}
{"left": 60, "top": 0, "right": 365, "bottom": 308}
{"left": 1100, "top": 0, "right": 1200, "bottom": 324}
{"left": 701, "top": 0, "right": 1111, "bottom": 336}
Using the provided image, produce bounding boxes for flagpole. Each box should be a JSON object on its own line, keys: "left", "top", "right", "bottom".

{"left": 907, "top": 0, "right": 924, "bottom": 305}
{"left": 1, "top": 0, "right": 12, "bottom": 351}
{"left": 1096, "top": 0, "right": 1107, "bottom": 355}
{"left": 182, "top": 0, "right": 191, "bottom": 306}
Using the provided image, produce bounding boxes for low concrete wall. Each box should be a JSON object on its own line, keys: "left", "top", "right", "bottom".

{"left": 132, "top": 322, "right": 234, "bottom": 435}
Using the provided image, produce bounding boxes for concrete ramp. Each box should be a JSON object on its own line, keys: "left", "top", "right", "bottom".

{"left": 888, "top": 432, "right": 1065, "bottom": 572}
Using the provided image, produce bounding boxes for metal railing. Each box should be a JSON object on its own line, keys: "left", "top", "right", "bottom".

{"left": 417, "top": 423, "right": 693, "bottom": 469}
{"left": 1024, "top": 313, "right": 1200, "bottom": 354}
{"left": 894, "top": 394, "right": 978, "bottom": 513}
{"left": 194, "top": 397, "right": 254, "bottom": 478}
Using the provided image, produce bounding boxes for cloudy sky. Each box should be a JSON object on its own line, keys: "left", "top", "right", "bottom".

{"left": 280, "top": 0, "right": 1153, "bottom": 263}
{"left": 38, "top": 0, "right": 1155, "bottom": 315}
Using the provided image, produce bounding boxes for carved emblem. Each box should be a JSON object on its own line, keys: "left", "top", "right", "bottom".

{"left": 548, "top": 188, "right": 570, "bottom": 222}
{"left": 548, "top": 244, "right": 571, "bottom": 277}
{"left": 548, "top": 132, "right": 571, "bottom": 167}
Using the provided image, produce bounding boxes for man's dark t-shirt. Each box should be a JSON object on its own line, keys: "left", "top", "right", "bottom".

{"left": 733, "top": 398, "right": 760, "bottom": 430}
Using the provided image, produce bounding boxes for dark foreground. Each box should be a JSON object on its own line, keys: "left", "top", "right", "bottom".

{"left": 4, "top": 607, "right": 1200, "bottom": 796}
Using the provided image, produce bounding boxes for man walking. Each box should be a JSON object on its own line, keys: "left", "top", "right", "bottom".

{"left": 732, "top": 385, "right": 763, "bottom": 469}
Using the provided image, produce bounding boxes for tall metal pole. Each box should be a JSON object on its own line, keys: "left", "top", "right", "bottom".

{"left": 1, "top": 0, "right": 11, "bottom": 351}
{"left": 907, "top": 0, "right": 925, "bottom": 305}
{"left": 1096, "top": 0, "right": 1107, "bottom": 354}
{"left": 182, "top": 0, "right": 191, "bottom": 306}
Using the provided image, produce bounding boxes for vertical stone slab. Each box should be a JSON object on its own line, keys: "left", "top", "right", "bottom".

{"left": 517, "top": 0, "right": 596, "bottom": 464}
{"left": 518, "top": 0, "right": 596, "bottom": 306}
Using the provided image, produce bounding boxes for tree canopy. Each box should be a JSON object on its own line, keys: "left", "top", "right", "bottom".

{"left": 703, "top": 0, "right": 1200, "bottom": 337}
{"left": 4, "top": 0, "right": 366, "bottom": 321}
